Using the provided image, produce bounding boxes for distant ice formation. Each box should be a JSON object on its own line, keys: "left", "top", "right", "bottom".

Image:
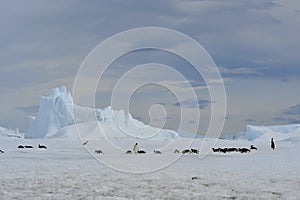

{"left": 25, "top": 86, "right": 74, "bottom": 138}
{"left": 246, "top": 124, "right": 300, "bottom": 142}
{"left": 24, "top": 86, "right": 177, "bottom": 140}
{"left": 220, "top": 124, "right": 300, "bottom": 142}
{"left": 17, "top": 86, "right": 300, "bottom": 141}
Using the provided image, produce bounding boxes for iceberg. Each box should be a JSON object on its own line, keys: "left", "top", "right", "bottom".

{"left": 25, "top": 86, "right": 74, "bottom": 138}
{"left": 20, "top": 85, "right": 300, "bottom": 142}
{"left": 25, "top": 86, "right": 178, "bottom": 140}
{"left": 246, "top": 124, "right": 300, "bottom": 142}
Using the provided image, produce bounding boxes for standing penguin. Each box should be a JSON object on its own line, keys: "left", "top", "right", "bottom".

{"left": 133, "top": 143, "right": 139, "bottom": 153}
{"left": 271, "top": 138, "right": 275, "bottom": 150}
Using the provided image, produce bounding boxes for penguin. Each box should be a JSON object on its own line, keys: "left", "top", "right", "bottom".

{"left": 38, "top": 144, "right": 47, "bottom": 149}
{"left": 239, "top": 148, "right": 250, "bottom": 153}
{"left": 250, "top": 145, "right": 257, "bottom": 150}
{"left": 191, "top": 149, "right": 199, "bottom": 154}
{"left": 271, "top": 138, "right": 275, "bottom": 150}
{"left": 182, "top": 149, "right": 191, "bottom": 154}
{"left": 153, "top": 150, "right": 162, "bottom": 154}
{"left": 137, "top": 150, "right": 146, "bottom": 154}
{"left": 95, "top": 150, "right": 103, "bottom": 154}
{"left": 133, "top": 143, "right": 139, "bottom": 153}
{"left": 174, "top": 149, "right": 180, "bottom": 154}
{"left": 125, "top": 150, "right": 132, "bottom": 154}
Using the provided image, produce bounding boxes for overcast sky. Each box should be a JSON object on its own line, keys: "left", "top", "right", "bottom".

{"left": 0, "top": 0, "right": 300, "bottom": 135}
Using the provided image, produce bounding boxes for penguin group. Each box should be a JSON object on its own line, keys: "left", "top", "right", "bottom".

{"left": 126, "top": 143, "right": 202, "bottom": 155}
{"left": 17, "top": 144, "right": 47, "bottom": 149}
{"left": 92, "top": 139, "right": 276, "bottom": 156}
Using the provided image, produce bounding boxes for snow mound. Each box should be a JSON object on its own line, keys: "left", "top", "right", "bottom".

{"left": 246, "top": 124, "right": 300, "bottom": 142}
{"left": 0, "top": 127, "right": 22, "bottom": 138}
{"left": 0, "top": 127, "right": 14, "bottom": 136}
{"left": 25, "top": 86, "right": 177, "bottom": 140}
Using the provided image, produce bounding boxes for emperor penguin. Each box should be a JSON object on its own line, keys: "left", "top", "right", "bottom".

{"left": 271, "top": 138, "right": 275, "bottom": 150}
{"left": 133, "top": 143, "right": 139, "bottom": 153}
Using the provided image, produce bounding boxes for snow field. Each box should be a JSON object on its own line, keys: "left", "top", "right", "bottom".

{"left": 1, "top": 132, "right": 300, "bottom": 199}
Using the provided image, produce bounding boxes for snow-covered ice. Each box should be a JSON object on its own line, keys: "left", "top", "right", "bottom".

{"left": 1, "top": 127, "right": 300, "bottom": 199}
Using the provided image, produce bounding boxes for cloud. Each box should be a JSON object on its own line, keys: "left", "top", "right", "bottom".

{"left": 273, "top": 117, "right": 300, "bottom": 124}
{"left": 2, "top": 0, "right": 299, "bottom": 82}
{"left": 187, "top": 120, "right": 196, "bottom": 124}
{"left": 174, "top": 99, "right": 214, "bottom": 109}
{"left": 225, "top": 116, "right": 231, "bottom": 120}
{"left": 1, "top": 0, "right": 300, "bottom": 135}
{"left": 273, "top": 103, "right": 300, "bottom": 124}
{"left": 16, "top": 105, "right": 39, "bottom": 114}
{"left": 219, "top": 65, "right": 266, "bottom": 76}
{"left": 245, "top": 118, "right": 256, "bottom": 123}
{"left": 283, "top": 104, "right": 300, "bottom": 116}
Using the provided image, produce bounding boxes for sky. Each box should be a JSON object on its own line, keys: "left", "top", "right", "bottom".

{"left": 0, "top": 0, "right": 300, "bottom": 135}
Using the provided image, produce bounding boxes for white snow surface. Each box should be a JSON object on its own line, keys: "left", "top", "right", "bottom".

{"left": 24, "top": 86, "right": 177, "bottom": 140}
{"left": 0, "top": 128, "right": 300, "bottom": 199}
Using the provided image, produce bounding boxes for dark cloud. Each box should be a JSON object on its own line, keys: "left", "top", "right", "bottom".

{"left": 274, "top": 103, "right": 300, "bottom": 124}
{"left": 245, "top": 118, "right": 256, "bottom": 123}
{"left": 273, "top": 117, "right": 300, "bottom": 124}
{"left": 187, "top": 120, "right": 196, "bottom": 124}
{"left": 179, "top": 80, "right": 206, "bottom": 88}
{"left": 16, "top": 105, "right": 39, "bottom": 114}
{"left": 157, "top": 102, "right": 167, "bottom": 106}
{"left": 219, "top": 66, "right": 266, "bottom": 77}
{"left": 174, "top": 99, "right": 213, "bottom": 109}
{"left": 1, "top": 0, "right": 299, "bottom": 85}
{"left": 283, "top": 104, "right": 300, "bottom": 116}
